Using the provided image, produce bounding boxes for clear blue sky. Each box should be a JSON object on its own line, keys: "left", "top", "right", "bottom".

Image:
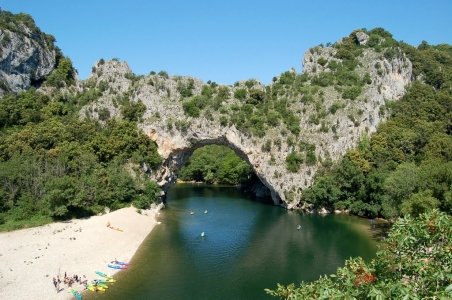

{"left": 3, "top": 1, "right": 452, "bottom": 85}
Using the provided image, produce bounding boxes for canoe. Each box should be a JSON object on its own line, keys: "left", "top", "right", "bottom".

{"left": 71, "top": 288, "right": 82, "bottom": 299}
{"left": 108, "top": 264, "right": 127, "bottom": 269}
{"left": 115, "top": 261, "right": 130, "bottom": 266}
{"left": 95, "top": 271, "right": 113, "bottom": 279}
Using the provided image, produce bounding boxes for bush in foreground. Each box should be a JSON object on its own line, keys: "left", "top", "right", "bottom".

{"left": 266, "top": 209, "right": 452, "bottom": 299}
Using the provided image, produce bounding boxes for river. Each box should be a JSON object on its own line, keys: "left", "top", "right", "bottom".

{"left": 86, "top": 183, "right": 378, "bottom": 299}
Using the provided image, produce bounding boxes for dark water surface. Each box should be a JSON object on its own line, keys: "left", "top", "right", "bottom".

{"left": 86, "top": 184, "right": 377, "bottom": 300}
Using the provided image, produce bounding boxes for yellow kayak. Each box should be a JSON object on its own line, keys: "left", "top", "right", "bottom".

{"left": 86, "top": 284, "right": 95, "bottom": 292}
{"left": 96, "top": 286, "right": 106, "bottom": 292}
{"left": 97, "top": 283, "right": 108, "bottom": 289}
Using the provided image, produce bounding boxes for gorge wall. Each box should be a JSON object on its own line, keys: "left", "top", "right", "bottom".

{"left": 78, "top": 31, "right": 412, "bottom": 209}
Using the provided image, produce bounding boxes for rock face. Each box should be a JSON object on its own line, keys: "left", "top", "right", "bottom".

{"left": 80, "top": 40, "right": 412, "bottom": 209}
{"left": 355, "top": 31, "right": 369, "bottom": 45}
{"left": 0, "top": 24, "right": 57, "bottom": 98}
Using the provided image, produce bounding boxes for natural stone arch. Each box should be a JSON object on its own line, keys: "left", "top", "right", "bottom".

{"left": 78, "top": 42, "right": 413, "bottom": 209}
{"left": 146, "top": 128, "right": 282, "bottom": 206}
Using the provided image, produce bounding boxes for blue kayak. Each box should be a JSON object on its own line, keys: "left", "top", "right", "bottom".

{"left": 108, "top": 264, "right": 127, "bottom": 269}
{"left": 111, "top": 260, "right": 130, "bottom": 265}
{"left": 95, "top": 271, "right": 113, "bottom": 278}
{"left": 71, "top": 288, "right": 82, "bottom": 299}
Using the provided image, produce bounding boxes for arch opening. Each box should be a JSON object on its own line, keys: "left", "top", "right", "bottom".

{"left": 152, "top": 140, "right": 278, "bottom": 206}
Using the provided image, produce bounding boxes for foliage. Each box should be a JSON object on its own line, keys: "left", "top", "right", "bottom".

{"left": 178, "top": 145, "right": 252, "bottom": 185}
{"left": 286, "top": 152, "right": 303, "bottom": 172}
{"left": 45, "top": 57, "right": 76, "bottom": 88}
{"left": 266, "top": 210, "right": 452, "bottom": 299}
{"left": 0, "top": 86, "right": 163, "bottom": 230}
{"left": 121, "top": 100, "right": 146, "bottom": 122}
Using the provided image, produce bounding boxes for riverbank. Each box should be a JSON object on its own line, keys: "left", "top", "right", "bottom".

{"left": 0, "top": 205, "right": 163, "bottom": 300}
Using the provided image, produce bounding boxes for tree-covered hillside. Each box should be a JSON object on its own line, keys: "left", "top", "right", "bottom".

{"left": 301, "top": 36, "right": 452, "bottom": 219}
{"left": 0, "top": 12, "right": 165, "bottom": 230}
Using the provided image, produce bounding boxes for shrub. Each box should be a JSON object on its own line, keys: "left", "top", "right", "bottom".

{"left": 261, "top": 140, "right": 272, "bottom": 152}
{"left": 342, "top": 86, "right": 362, "bottom": 100}
{"left": 182, "top": 101, "right": 200, "bottom": 117}
{"left": 329, "top": 102, "right": 342, "bottom": 114}
{"left": 121, "top": 100, "right": 146, "bottom": 122}
{"left": 158, "top": 70, "right": 169, "bottom": 79}
{"left": 234, "top": 89, "right": 247, "bottom": 100}
{"left": 286, "top": 152, "right": 303, "bottom": 172}
{"left": 98, "top": 107, "right": 110, "bottom": 121}
{"left": 317, "top": 57, "right": 328, "bottom": 66}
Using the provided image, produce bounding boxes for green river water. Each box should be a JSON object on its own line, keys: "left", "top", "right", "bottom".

{"left": 85, "top": 183, "right": 378, "bottom": 300}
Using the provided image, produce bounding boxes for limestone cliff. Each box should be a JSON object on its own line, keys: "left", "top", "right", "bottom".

{"left": 79, "top": 30, "right": 412, "bottom": 209}
{"left": 0, "top": 13, "right": 58, "bottom": 98}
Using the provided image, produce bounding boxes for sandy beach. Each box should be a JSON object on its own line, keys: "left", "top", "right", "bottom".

{"left": 0, "top": 205, "right": 163, "bottom": 300}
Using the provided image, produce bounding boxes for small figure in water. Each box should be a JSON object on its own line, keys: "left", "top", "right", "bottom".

{"left": 297, "top": 224, "right": 302, "bottom": 230}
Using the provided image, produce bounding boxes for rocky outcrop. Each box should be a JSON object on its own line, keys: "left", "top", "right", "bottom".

{"left": 0, "top": 24, "right": 57, "bottom": 98}
{"left": 355, "top": 31, "right": 369, "bottom": 45}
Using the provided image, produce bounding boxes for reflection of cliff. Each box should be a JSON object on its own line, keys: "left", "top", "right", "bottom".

{"left": 230, "top": 211, "right": 376, "bottom": 285}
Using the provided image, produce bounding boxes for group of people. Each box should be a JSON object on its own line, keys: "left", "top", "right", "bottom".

{"left": 52, "top": 272, "right": 87, "bottom": 293}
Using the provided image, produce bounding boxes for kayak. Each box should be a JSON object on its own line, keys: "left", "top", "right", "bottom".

{"left": 96, "top": 286, "right": 106, "bottom": 292}
{"left": 71, "top": 288, "right": 82, "bottom": 299}
{"left": 86, "top": 284, "right": 95, "bottom": 292}
{"left": 94, "top": 279, "right": 116, "bottom": 283}
{"left": 97, "top": 282, "right": 109, "bottom": 289}
{"left": 95, "top": 271, "right": 113, "bottom": 279}
{"left": 109, "top": 226, "right": 123, "bottom": 232}
{"left": 87, "top": 283, "right": 105, "bottom": 292}
{"left": 108, "top": 264, "right": 127, "bottom": 269}
{"left": 114, "top": 261, "right": 130, "bottom": 266}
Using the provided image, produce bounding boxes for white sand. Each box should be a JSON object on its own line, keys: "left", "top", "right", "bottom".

{"left": 0, "top": 205, "right": 163, "bottom": 300}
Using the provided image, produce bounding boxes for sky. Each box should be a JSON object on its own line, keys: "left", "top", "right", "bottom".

{"left": 3, "top": 1, "right": 452, "bottom": 85}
